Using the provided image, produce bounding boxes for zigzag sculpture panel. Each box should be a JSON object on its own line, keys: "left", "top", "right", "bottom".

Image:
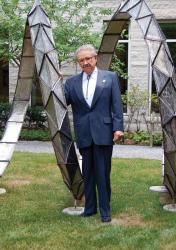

{"left": 0, "top": 0, "right": 84, "bottom": 200}
{"left": 97, "top": 0, "right": 176, "bottom": 200}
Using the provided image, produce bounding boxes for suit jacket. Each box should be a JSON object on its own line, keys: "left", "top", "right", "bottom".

{"left": 64, "top": 69, "right": 124, "bottom": 149}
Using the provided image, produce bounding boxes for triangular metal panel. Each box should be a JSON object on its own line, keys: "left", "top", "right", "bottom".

{"left": 146, "top": 40, "right": 161, "bottom": 63}
{"left": 120, "top": 0, "right": 141, "bottom": 12}
{"left": 165, "top": 152, "right": 176, "bottom": 176}
{"left": 52, "top": 132, "right": 65, "bottom": 161}
{"left": 40, "top": 55, "right": 60, "bottom": 87}
{"left": 30, "top": 25, "right": 40, "bottom": 45}
{"left": 137, "top": 0, "right": 152, "bottom": 19}
{"left": 39, "top": 79, "right": 52, "bottom": 106}
{"left": 163, "top": 117, "right": 176, "bottom": 150}
{"left": 145, "top": 18, "right": 164, "bottom": 41}
{"left": 52, "top": 80, "right": 66, "bottom": 107}
{"left": 128, "top": 1, "right": 142, "bottom": 19}
{"left": 47, "top": 115, "right": 59, "bottom": 138}
{"left": 28, "top": 5, "right": 50, "bottom": 27}
{"left": 34, "top": 49, "right": 44, "bottom": 72}
{"left": 137, "top": 15, "right": 152, "bottom": 36}
{"left": 60, "top": 112, "right": 72, "bottom": 139}
{"left": 163, "top": 130, "right": 176, "bottom": 153}
{"left": 34, "top": 25, "right": 54, "bottom": 53}
{"left": 164, "top": 174, "right": 175, "bottom": 199}
{"left": 153, "top": 44, "right": 174, "bottom": 77}
{"left": 159, "top": 80, "right": 176, "bottom": 115}
{"left": 152, "top": 67, "right": 170, "bottom": 95}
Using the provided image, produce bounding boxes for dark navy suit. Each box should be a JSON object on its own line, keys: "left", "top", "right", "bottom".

{"left": 64, "top": 69, "right": 123, "bottom": 219}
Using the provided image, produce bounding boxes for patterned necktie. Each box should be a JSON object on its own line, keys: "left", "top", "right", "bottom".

{"left": 86, "top": 74, "right": 91, "bottom": 100}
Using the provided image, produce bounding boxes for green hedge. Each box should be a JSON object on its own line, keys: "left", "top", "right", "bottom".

{"left": 25, "top": 106, "right": 47, "bottom": 128}
{"left": 19, "top": 129, "right": 50, "bottom": 141}
{"left": 0, "top": 103, "right": 47, "bottom": 128}
{"left": 0, "top": 128, "right": 163, "bottom": 145}
{"left": 123, "top": 131, "right": 163, "bottom": 146}
{"left": 0, "top": 128, "right": 50, "bottom": 141}
{"left": 0, "top": 103, "right": 11, "bottom": 127}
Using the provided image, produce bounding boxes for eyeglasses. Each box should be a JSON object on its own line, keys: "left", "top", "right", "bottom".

{"left": 77, "top": 56, "right": 95, "bottom": 64}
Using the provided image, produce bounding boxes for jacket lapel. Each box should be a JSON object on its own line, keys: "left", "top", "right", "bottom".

{"left": 74, "top": 72, "right": 90, "bottom": 109}
{"left": 91, "top": 69, "right": 106, "bottom": 108}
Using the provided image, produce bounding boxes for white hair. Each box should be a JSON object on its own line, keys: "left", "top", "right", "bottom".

{"left": 75, "top": 44, "right": 97, "bottom": 58}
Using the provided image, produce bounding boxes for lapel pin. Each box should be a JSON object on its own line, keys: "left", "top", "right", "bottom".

{"left": 102, "top": 79, "right": 106, "bottom": 83}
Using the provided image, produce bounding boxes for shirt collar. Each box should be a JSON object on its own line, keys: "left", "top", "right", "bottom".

{"left": 83, "top": 67, "right": 98, "bottom": 81}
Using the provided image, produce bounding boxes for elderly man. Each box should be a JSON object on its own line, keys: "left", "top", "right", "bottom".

{"left": 64, "top": 44, "right": 124, "bottom": 222}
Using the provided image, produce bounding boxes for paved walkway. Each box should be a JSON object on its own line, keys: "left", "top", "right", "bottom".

{"left": 15, "top": 141, "right": 163, "bottom": 160}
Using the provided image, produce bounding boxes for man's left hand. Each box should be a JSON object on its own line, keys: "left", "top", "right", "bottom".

{"left": 113, "top": 131, "right": 124, "bottom": 142}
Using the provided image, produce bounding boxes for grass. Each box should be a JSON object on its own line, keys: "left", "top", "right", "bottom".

{"left": 0, "top": 153, "right": 176, "bottom": 250}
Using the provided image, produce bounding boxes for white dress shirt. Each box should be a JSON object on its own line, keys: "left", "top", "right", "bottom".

{"left": 82, "top": 67, "right": 98, "bottom": 107}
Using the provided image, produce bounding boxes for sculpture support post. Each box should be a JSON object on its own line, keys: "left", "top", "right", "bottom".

{"left": 0, "top": 188, "right": 6, "bottom": 195}
{"left": 149, "top": 151, "right": 168, "bottom": 193}
{"left": 62, "top": 197, "right": 84, "bottom": 216}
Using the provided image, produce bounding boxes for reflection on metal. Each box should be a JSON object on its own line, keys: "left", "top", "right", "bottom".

{"left": 163, "top": 204, "right": 176, "bottom": 212}
{"left": 0, "top": 188, "right": 6, "bottom": 195}
{"left": 0, "top": 0, "right": 84, "bottom": 200}
{"left": 98, "top": 0, "right": 176, "bottom": 200}
{"left": 62, "top": 207, "right": 84, "bottom": 216}
{"left": 149, "top": 186, "right": 168, "bottom": 193}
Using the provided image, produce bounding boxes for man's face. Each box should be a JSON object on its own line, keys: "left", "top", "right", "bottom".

{"left": 77, "top": 49, "right": 97, "bottom": 75}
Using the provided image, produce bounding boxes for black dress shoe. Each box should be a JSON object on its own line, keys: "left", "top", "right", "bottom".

{"left": 80, "top": 212, "right": 97, "bottom": 217}
{"left": 101, "top": 217, "right": 111, "bottom": 223}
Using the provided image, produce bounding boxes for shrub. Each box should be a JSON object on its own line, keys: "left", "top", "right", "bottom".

{"left": 123, "top": 131, "right": 163, "bottom": 146}
{"left": 19, "top": 129, "right": 50, "bottom": 141}
{"left": 0, "top": 103, "right": 47, "bottom": 129}
{"left": 0, "top": 102, "right": 11, "bottom": 127}
{"left": 25, "top": 106, "right": 47, "bottom": 128}
{"left": 153, "top": 132, "right": 163, "bottom": 146}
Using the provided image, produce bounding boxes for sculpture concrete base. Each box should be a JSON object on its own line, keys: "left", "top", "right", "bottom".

{"left": 163, "top": 204, "right": 176, "bottom": 212}
{"left": 62, "top": 207, "right": 84, "bottom": 216}
{"left": 149, "top": 186, "right": 168, "bottom": 193}
{"left": 0, "top": 188, "right": 6, "bottom": 195}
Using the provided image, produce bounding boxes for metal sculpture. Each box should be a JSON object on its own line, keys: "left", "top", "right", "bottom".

{"left": 0, "top": 0, "right": 84, "bottom": 201}
{"left": 97, "top": 0, "right": 176, "bottom": 201}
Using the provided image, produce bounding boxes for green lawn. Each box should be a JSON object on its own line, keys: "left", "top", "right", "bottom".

{"left": 0, "top": 153, "right": 176, "bottom": 250}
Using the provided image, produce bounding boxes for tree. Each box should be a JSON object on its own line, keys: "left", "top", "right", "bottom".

{"left": 0, "top": 0, "right": 28, "bottom": 66}
{"left": 0, "top": 0, "right": 102, "bottom": 67}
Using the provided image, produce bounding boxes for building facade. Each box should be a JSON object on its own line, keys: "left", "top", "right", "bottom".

{"left": 1, "top": 0, "right": 176, "bottom": 128}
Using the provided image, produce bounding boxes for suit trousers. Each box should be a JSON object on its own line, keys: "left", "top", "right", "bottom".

{"left": 80, "top": 143, "right": 113, "bottom": 219}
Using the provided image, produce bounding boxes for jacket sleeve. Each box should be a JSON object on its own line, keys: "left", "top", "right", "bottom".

{"left": 111, "top": 72, "right": 124, "bottom": 132}
{"left": 64, "top": 79, "right": 71, "bottom": 106}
